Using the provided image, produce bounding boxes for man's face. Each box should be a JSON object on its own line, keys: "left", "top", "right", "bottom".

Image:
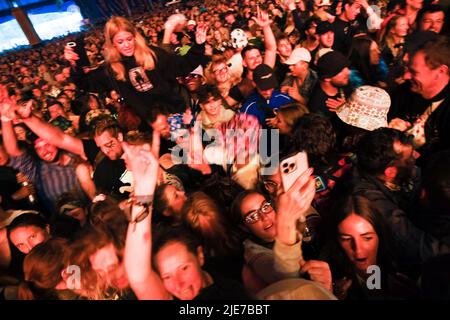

{"left": 277, "top": 39, "right": 292, "bottom": 59}
{"left": 420, "top": 11, "right": 445, "bottom": 34}
{"left": 94, "top": 131, "right": 123, "bottom": 160}
{"left": 306, "top": 23, "right": 318, "bottom": 39}
{"left": 289, "top": 60, "right": 309, "bottom": 78}
{"left": 405, "top": 51, "right": 444, "bottom": 99}
{"left": 183, "top": 74, "right": 204, "bottom": 92}
{"left": 150, "top": 114, "right": 171, "bottom": 139}
{"left": 344, "top": 3, "right": 361, "bottom": 21}
{"left": 330, "top": 67, "right": 350, "bottom": 87}
{"left": 257, "top": 87, "right": 275, "bottom": 100}
{"left": 35, "top": 140, "right": 59, "bottom": 162}
{"left": 225, "top": 14, "right": 235, "bottom": 25}
{"left": 319, "top": 31, "right": 335, "bottom": 48}
{"left": 243, "top": 48, "right": 263, "bottom": 72}
{"left": 48, "top": 103, "right": 66, "bottom": 120}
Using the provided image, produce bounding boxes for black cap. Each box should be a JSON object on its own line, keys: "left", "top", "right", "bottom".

{"left": 317, "top": 51, "right": 349, "bottom": 79}
{"left": 403, "top": 31, "right": 439, "bottom": 55}
{"left": 253, "top": 64, "right": 278, "bottom": 90}
{"left": 316, "top": 21, "right": 333, "bottom": 35}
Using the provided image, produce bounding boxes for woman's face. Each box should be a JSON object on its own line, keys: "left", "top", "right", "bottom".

{"left": 89, "top": 243, "right": 129, "bottom": 290}
{"left": 240, "top": 193, "right": 277, "bottom": 242}
{"left": 393, "top": 17, "right": 409, "bottom": 37}
{"left": 9, "top": 225, "right": 50, "bottom": 254}
{"left": 88, "top": 96, "right": 100, "bottom": 109}
{"left": 369, "top": 41, "right": 381, "bottom": 65}
{"left": 113, "top": 31, "right": 135, "bottom": 57}
{"left": 156, "top": 242, "right": 205, "bottom": 300}
{"left": 338, "top": 214, "right": 379, "bottom": 273}
{"left": 164, "top": 185, "right": 188, "bottom": 216}
{"left": 275, "top": 113, "right": 291, "bottom": 135}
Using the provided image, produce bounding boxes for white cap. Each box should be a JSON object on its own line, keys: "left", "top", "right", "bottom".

{"left": 284, "top": 47, "right": 312, "bottom": 65}
{"left": 187, "top": 19, "right": 196, "bottom": 26}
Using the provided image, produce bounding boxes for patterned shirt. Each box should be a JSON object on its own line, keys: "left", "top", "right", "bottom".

{"left": 9, "top": 150, "right": 84, "bottom": 214}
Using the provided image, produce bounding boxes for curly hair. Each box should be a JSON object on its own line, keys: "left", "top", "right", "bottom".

{"left": 356, "top": 128, "right": 412, "bottom": 176}
{"left": 291, "top": 114, "right": 336, "bottom": 167}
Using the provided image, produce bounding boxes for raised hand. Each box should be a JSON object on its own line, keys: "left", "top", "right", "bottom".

{"left": 265, "top": 116, "right": 278, "bottom": 128}
{"left": 122, "top": 131, "right": 160, "bottom": 196}
{"left": 0, "top": 85, "right": 17, "bottom": 121}
{"left": 164, "top": 13, "right": 187, "bottom": 33}
{"left": 195, "top": 24, "right": 209, "bottom": 45}
{"left": 300, "top": 260, "right": 333, "bottom": 292}
{"left": 252, "top": 5, "right": 272, "bottom": 29}
{"left": 64, "top": 45, "right": 79, "bottom": 67}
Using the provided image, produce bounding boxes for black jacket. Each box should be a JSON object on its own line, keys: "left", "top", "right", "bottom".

{"left": 352, "top": 172, "right": 450, "bottom": 266}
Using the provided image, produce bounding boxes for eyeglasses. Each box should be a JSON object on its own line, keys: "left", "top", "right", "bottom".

{"left": 243, "top": 200, "right": 273, "bottom": 224}
{"left": 184, "top": 74, "right": 202, "bottom": 81}
{"left": 213, "top": 66, "right": 228, "bottom": 74}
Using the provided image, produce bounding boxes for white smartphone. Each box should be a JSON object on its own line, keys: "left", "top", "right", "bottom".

{"left": 279, "top": 151, "right": 309, "bottom": 192}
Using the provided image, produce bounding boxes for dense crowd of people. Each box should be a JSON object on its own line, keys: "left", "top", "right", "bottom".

{"left": 0, "top": 0, "right": 449, "bottom": 300}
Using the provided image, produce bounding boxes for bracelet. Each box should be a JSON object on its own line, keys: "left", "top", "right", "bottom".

{"left": 134, "top": 194, "right": 154, "bottom": 205}
{"left": 129, "top": 204, "right": 152, "bottom": 232}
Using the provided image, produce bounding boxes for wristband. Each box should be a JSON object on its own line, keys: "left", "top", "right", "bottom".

{"left": 134, "top": 194, "right": 154, "bottom": 205}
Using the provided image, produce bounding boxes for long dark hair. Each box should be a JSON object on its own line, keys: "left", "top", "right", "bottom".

{"left": 348, "top": 36, "right": 378, "bottom": 85}
{"left": 323, "top": 191, "right": 397, "bottom": 282}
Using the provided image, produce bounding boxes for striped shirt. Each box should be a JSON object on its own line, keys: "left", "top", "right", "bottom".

{"left": 9, "top": 150, "right": 84, "bottom": 214}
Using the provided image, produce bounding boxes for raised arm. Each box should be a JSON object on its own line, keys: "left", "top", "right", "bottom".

{"left": 253, "top": 6, "right": 277, "bottom": 69}
{"left": 0, "top": 86, "right": 23, "bottom": 157}
{"left": 123, "top": 132, "right": 171, "bottom": 300}
{"left": 16, "top": 104, "right": 85, "bottom": 159}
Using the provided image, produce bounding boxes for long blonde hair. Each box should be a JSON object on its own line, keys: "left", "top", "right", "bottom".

{"left": 103, "top": 16, "right": 157, "bottom": 81}
{"left": 381, "top": 15, "right": 408, "bottom": 59}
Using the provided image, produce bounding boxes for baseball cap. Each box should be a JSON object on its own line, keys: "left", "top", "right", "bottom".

{"left": 187, "top": 19, "right": 196, "bottom": 26}
{"left": 316, "top": 21, "right": 333, "bottom": 35}
{"left": 318, "top": 0, "right": 332, "bottom": 6}
{"left": 253, "top": 64, "right": 278, "bottom": 90}
{"left": 316, "top": 51, "right": 349, "bottom": 79}
{"left": 0, "top": 210, "right": 42, "bottom": 229}
{"left": 284, "top": 47, "right": 312, "bottom": 65}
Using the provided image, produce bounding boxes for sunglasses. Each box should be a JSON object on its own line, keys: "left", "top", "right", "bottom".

{"left": 243, "top": 200, "right": 274, "bottom": 224}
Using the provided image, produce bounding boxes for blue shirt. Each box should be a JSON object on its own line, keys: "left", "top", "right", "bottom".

{"left": 240, "top": 89, "right": 293, "bottom": 126}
